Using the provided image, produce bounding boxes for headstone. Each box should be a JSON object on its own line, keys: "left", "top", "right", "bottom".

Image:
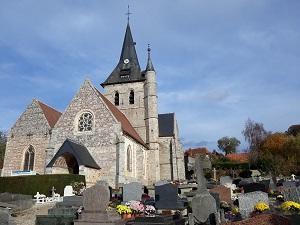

{"left": 232, "top": 179, "right": 241, "bottom": 186}
{"left": 154, "top": 180, "right": 169, "bottom": 187}
{"left": 190, "top": 154, "right": 217, "bottom": 224}
{"left": 122, "top": 182, "right": 143, "bottom": 203}
{"left": 283, "top": 181, "right": 296, "bottom": 187}
{"left": 210, "top": 186, "right": 234, "bottom": 206}
{"left": 63, "top": 185, "right": 74, "bottom": 196}
{"left": 74, "top": 182, "right": 123, "bottom": 225}
{"left": 243, "top": 183, "right": 266, "bottom": 193}
{"left": 238, "top": 191, "right": 269, "bottom": 219}
{"left": 220, "top": 176, "right": 232, "bottom": 186}
{"left": 282, "top": 186, "right": 300, "bottom": 204}
{"left": 210, "top": 192, "right": 220, "bottom": 210}
{"left": 155, "top": 184, "right": 187, "bottom": 210}
{"left": 259, "top": 180, "right": 270, "bottom": 191}
{"left": 238, "top": 180, "right": 249, "bottom": 187}
{"left": 291, "top": 174, "right": 296, "bottom": 181}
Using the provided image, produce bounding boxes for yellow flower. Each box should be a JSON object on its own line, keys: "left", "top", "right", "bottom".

{"left": 116, "top": 205, "right": 132, "bottom": 215}
{"left": 254, "top": 202, "right": 269, "bottom": 212}
{"left": 231, "top": 207, "right": 239, "bottom": 215}
{"left": 281, "top": 201, "right": 300, "bottom": 212}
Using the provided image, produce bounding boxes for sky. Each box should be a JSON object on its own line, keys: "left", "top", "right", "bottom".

{"left": 1, "top": 0, "right": 300, "bottom": 153}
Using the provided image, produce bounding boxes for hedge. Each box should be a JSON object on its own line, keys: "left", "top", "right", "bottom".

{"left": 0, "top": 174, "right": 85, "bottom": 197}
{"left": 212, "top": 162, "right": 250, "bottom": 170}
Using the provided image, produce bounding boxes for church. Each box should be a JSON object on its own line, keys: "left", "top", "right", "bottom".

{"left": 1, "top": 20, "right": 185, "bottom": 188}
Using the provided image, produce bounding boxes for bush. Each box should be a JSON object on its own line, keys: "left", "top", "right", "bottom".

{"left": 239, "top": 170, "right": 252, "bottom": 178}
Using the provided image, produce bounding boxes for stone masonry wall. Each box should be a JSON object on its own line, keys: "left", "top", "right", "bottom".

{"left": 2, "top": 99, "right": 51, "bottom": 176}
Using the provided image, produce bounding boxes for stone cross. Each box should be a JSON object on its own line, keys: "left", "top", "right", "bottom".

{"left": 213, "top": 167, "right": 217, "bottom": 181}
{"left": 195, "top": 154, "right": 209, "bottom": 194}
{"left": 51, "top": 186, "right": 56, "bottom": 197}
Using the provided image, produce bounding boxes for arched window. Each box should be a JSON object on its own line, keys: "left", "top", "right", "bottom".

{"left": 129, "top": 90, "right": 134, "bottom": 104}
{"left": 114, "top": 92, "right": 119, "bottom": 106}
{"left": 78, "top": 112, "right": 93, "bottom": 132}
{"left": 24, "top": 145, "right": 35, "bottom": 171}
{"left": 127, "top": 146, "right": 132, "bottom": 172}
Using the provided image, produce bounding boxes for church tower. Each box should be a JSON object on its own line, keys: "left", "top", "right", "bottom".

{"left": 101, "top": 21, "right": 160, "bottom": 183}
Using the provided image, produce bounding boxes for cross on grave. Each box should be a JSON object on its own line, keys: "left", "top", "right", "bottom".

{"left": 51, "top": 186, "right": 56, "bottom": 197}
{"left": 213, "top": 167, "right": 217, "bottom": 181}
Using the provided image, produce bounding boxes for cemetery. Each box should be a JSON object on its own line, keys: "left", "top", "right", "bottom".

{"left": 2, "top": 155, "right": 300, "bottom": 224}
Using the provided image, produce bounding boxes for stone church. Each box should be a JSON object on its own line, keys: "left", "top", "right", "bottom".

{"left": 2, "top": 21, "right": 185, "bottom": 188}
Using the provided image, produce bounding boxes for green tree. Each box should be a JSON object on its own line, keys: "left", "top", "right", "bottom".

{"left": 217, "top": 136, "right": 241, "bottom": 155}
{"left": 241, "top": 118, "right": 270, "bottom": 160}
{"left": 286, "top": 124, "right": 300, "bottom": 136}
{"left": 0, "top": 130, "right": 7, "bottom": 168}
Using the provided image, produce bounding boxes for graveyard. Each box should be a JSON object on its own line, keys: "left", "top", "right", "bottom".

{"left": 2, "top": 156, "right": 300, "bottom": 224}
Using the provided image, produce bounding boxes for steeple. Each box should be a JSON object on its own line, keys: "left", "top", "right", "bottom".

{"left": 101, "top": 22, "right": 143, "bottom": 87}
{"left": 146, "top": 44, "right": 155, "bottom": 72}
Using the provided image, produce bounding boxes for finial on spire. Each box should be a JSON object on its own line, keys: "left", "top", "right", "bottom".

{"left": 147, "top": 44, "right": 151, "bottom": 53}
{"left": 125, "top": 5, "right": 132, "bottom": 21}
{"left": 146, "top": 44, "right": 155, "bottom": 72}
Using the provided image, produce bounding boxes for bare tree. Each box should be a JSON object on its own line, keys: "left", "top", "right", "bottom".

{"left": 241, "top": 118, "right": 270, "bottom": 160}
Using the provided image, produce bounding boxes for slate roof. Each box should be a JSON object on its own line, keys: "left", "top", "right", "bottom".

{"left": 46, "top": 138, "right": 100, "bottom": 169}
{"left": 94, "top": 87, "right": 147, "bottom": 147}
{"left": 226, "top": 153, "right": 250, "bottom": 162}
{"left": 38, "top": 100, "right": 62, "bottom": 128}
{"left": 158, "top": 113, "right": 175, "bottom": 137}
{"left": 101, "top": 22, "right": 145, "bottom": 87}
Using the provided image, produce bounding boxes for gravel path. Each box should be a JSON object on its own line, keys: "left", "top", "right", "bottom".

{"left": 12, "top": 202, "right": 56, "bottom": 225}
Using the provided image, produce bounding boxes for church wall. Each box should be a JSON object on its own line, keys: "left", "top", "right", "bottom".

{"left": 47, "top": 80, "right": 123, "bottom": 187}
{"left": 103, "top": 82, "right": 147, "bottom": 142}
{"left": 2, "top": 99, "right": 51, "bottom": 176}
{"left": 159, "top": 136, "right": 185, "bottom": 181}
{"left": 120, "top": 136, "right": 146, "bottom": 185}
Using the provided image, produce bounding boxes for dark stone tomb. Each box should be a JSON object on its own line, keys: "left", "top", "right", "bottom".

{"left": 155, "top": 184, "right": 188, "bottom": 210}
{"left": 132, "top": 214, "right": 185, "bottom": 225}
{"left": 243, "top": 183, "right": 266, "bottom": 193}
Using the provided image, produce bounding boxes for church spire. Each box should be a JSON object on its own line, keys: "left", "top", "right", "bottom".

{"left": 146, "top": 44, "right": 155, "bottom": 72}
{"left": 101, "top": 21, "right": 143, "bottom": 87}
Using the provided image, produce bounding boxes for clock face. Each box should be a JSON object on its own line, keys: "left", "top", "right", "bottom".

{"left": 123, "top": 58, "right": 129, "bottom": 64}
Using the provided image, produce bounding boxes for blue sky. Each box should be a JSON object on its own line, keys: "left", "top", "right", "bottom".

{"left": 1, "top": 1, "right": 300, "bottom": 153}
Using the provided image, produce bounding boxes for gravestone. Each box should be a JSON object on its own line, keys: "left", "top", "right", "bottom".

{"left": 283, "top": 181, "right": 296, "bottom": 187}
{"left": 122, "top": 182, "right": 143, "bottom": 202}
{"left": 36, "top": 195, "right": 83, "bottom": 225}
{"left": 134, "top": 214, "right": 185, "bottom": 225}
{"left": 154, "top": 180, "right": 169, "bottom": 187}
{"left": 282, "top": 186, "right": 300, "bottom": 204}
{"left": 219, "top": 176, "right": 232, "bottom": 186}
{"left": 210, "top": 186, "right": 233, "bottom": 206}
{"left": 0, "top": 210, "right": 15, "bottom": 225}
{"left": 232, "top": 179, "right": 241, "bottom": 186}
{"left": 190, "top": 154, "right": 217, "bottom": 224}
{"left": 243, "top": 183, "right": 266, "bottom": 193}
{"left": 74, "top": 181, "right": 123, "bottom": 225}
{"left": 64, "top": 185, "right": 74, "bottom": 196}
{"left": 155, "top": 184, "right": 187, "bottom": 210}
{"left": 238, "top": 191, "right": 269, "bottom": 219}
{"left": 259, "top": 180, "right": 270, "bottom": 191}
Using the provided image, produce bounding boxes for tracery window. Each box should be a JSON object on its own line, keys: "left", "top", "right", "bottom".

{"left": 127, "top": 146, "right": 132, "bottom": 172}
{"left": 78, "top": 112, "right": 93, "bottom": 132}
{"left": 129, "top": 90, "right": 134, "bottom": 104}
{"left": 114, "top": 92, "right": 119, "bottom": 106}
{"left": 23, "top": 145, "right": 35, "bottom": 171}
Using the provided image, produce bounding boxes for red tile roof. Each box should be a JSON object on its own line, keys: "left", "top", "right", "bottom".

{"left": 38, "top": 101, "right": 62, "bottom": 128}
{"left": 94, "top": 88, "right": 147, "bottom": 148}
{"left": 184, "top": 147, "right": 209, "bottom": 157}
{"left": 226, "top": 153, "right": 249, "bottom": 162}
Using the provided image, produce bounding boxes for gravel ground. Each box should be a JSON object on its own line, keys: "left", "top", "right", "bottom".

{"left": 12, "top": 202, "right": 56, "bottom": 225}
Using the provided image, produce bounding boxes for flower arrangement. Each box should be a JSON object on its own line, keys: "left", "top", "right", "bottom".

{"left": 276, "top": 194, "right": 284, "bottom": 201}
{"left": 267, "top": 189, "right": 274, "bottom": 195}
{"left": 129, "top": 200, "right": 145, "bottom": 214}
{"left": 254, "top": 202, "right": 270, "bottom": 212}
{"left": 70, "top": 181, "right": 86, "bottom": 196}
{"left": 280, "top": 201, "right": 300, "bottom": 214}
{"left": 116, "top": 205, "right": 132, "bottom": 215}
{"left": 144, "top": 205, "right": 156, "bottom": 216}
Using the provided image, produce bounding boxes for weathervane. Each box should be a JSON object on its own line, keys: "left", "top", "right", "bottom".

{"left": 125, "top": 5, "right": 132, "bottom": 21}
